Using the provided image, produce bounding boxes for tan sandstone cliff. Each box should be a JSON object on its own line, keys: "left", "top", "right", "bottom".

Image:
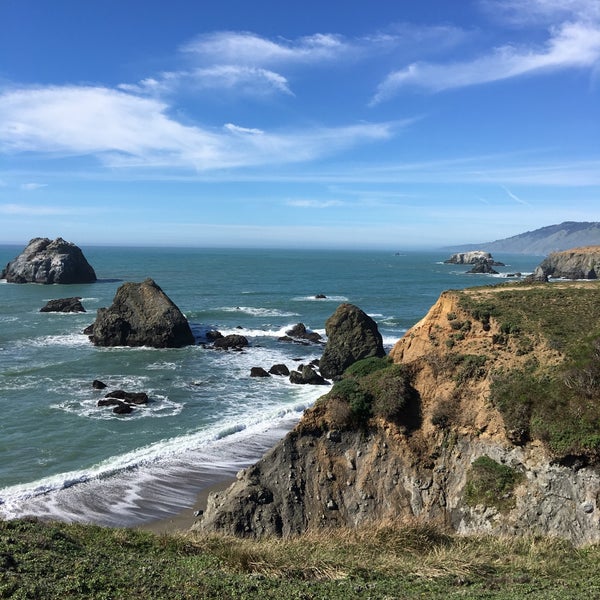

{"left": 195, "top": 282, "right": 600, "bottom": 546}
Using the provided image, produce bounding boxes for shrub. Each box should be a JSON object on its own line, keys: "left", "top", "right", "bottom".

{"left": 344, "top": 356, "right": 392, "bottom": 378}
{"left": 331, "top": 378, "right": 372, "bottom": 420}
{"left": 464, "top": 456, "right": 523, "bottom": 512}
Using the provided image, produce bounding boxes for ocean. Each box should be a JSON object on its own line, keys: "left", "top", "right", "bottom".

{"left": 0, "top": 246, "right": 539, "bottom": 527}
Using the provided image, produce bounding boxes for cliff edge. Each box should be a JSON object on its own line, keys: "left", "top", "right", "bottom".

{"left": 195, "top": 282, "right": 600, "bottom": 546}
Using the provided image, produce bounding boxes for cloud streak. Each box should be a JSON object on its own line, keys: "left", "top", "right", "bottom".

{"left": 372, "top": 17, "right": 600, "bottom": 102}
{"left": 0, "top": 85, "right": 396, "bottom": 171}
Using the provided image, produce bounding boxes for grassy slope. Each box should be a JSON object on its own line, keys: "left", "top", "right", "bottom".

{"left": 1, "top": 518, "right": 600, "bottom": 599}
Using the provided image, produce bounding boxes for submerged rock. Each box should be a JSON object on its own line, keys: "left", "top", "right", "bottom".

{"left": 319, "top": 303, "right": 385, "bottom": 379}
{"left": 87, "top": 278, "right": 195, "bottom": 348}
{"left": 1, "top": 237, "right": 96, "bottom": 284}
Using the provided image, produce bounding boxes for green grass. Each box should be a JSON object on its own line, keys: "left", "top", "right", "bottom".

{"left": 2, "top": 518, "right": 600, "bottom": 599}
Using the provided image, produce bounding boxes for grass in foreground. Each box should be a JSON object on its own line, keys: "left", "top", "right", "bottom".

{"left": 2, "top": 518, "right": 600, "bottom": 599}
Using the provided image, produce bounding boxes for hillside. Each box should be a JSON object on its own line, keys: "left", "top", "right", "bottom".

{"left": 446, "top": 221, "right": 600, "bottom": 255}
{"left": 196, "top": 281, "right": 600, "bottom": 546}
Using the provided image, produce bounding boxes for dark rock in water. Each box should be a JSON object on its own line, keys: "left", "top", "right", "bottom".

{"left": 40, "top": 297, "right": 86, "bottom": 313}
{"left": 285, "top": 323, "right": 323, "bottom": 343}
{"left": 289, "top": 365, "right": 329, "bottom": 385}
{"left": 1, "top": 237, "right": 96, "bottom": 284}
{"left": 250, "top": 367, "right": 271, "bottom": 378}
{"left": 104, "top": 390, "right": 149, "bottom": 404}
{"left": 269, "top": 364, "right": 290, "bottom": 376}
{"left": 213, "top": 334, "right": 249, "bottom": 350}
{"left": 112, "top": 401, "right": 134, "bottom": 415}
{"left": 87, "top": 278, "right": 195, "bottom": 348}
{"left": 506, "top": 272, "right": 522, "bottom": 278}
{"left": 466, "top": 259, "right": 499, "bottom": 275}
{"left": 319, "top": 303, "right": 385, "bottom": 380}
{"left": 92, "top": 379, "right": 107, "bottom": 390}
{"left": 206, "top": 330, "right": 223, "bottom": 342}
{"left": 315, "top": 294, "right": 327, "bottom": 299}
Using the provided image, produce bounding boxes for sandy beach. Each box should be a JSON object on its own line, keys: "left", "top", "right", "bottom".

{"left": 138, "top": 477, "right": 235, "bottom": 534}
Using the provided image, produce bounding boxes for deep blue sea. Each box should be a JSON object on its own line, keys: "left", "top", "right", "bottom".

{"left": 0, "top": 246, "right": 539, "bottom": 526}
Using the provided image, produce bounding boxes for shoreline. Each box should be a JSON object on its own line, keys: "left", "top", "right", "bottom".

{"left": 137, "top": 476, "right": 235, "bottom": 534}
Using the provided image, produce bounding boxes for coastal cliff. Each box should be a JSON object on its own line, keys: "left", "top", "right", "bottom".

{"left": 532, "top": 246, "right": 600, "bottom": 279}
{"left": 195, "top": 282, "right": 600, "bottom": 546}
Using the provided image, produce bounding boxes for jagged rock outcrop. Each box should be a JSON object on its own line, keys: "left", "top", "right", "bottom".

{"left": 444, "top": 251, "right": 504, "bottom": 266}
{"left": 1, "top": 237, "right": 96, "bottom": 284}
{"left": 86, "top": 278, "right": 194, "bottom": 348}
{"left": 319, "top": 303, "right": 385, "bottom": 379}
{"left": 195, "top": 285, "right": 600, "bottom": 546}
{"left": 532, "top": 246, "right": 600, "bottom": 279}
{"left": 466, "top": 260, "right": 499, "bottom": 275}
{"left": 285, "top": 323, "right": 323, "bottom": 343}
{"left": 40, "top": 297, "right": 86, "bottom": 313}
{"left": 289, "top": 364, "right": 328, "bottom": 385}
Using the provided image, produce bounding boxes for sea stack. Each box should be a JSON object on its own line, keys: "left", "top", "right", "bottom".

{"left": 86, "top": 278, "right": 195, "bottom": 348}
{"left": 319, "top": 303, "right": 385, "bottom": 379}
{"left": 1, "top": 237, "right": 97, "bottom": 284}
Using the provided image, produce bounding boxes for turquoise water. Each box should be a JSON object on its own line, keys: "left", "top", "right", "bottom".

{"left": 0, "top": 246, "right": 539, "bottom": 525}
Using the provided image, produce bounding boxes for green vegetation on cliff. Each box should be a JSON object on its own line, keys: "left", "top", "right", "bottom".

{"left": 458, "top": 281, "right": 600, "bottom": 461}
{"left": 2, "top": 517, "right": 600, "bottom": 599}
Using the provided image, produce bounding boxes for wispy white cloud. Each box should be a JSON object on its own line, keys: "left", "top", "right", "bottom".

{"left": 0, "top": 203, "right": 70, "bottom": 215}
{"left": 20, "top": 182, "right": 48, "bottom": 191}
{"left": 181, "top": 31, "right": 351, "bottom": 66}
{"left": 0, "top": 85, "right": 396, "bottom": 171}
{"left": 501, "top": 185, "right": 530, "bottom": 205}
{"left": 372, "top": 20, "right": 600, "bottom": 101}
{"left": 120, "top": 66, "right": 293, "bottom": 97}
{"left": 286, "top": 199, "right": 345, "bottom": 208}
{"left": 481, "top": 0, "right": 600, "bottom": 26}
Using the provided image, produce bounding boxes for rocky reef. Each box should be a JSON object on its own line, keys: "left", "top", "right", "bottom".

{"left": 1, "top": 237, "right": 96, "bottom": 284}
{"left": 531, "top": 246, "right": 600, "bottom": 280}
{"left": 195, "top": 282, "right": 600, "bottom": 546}
{"left": 86, "top": 278, "right": 194, "bottom": 348}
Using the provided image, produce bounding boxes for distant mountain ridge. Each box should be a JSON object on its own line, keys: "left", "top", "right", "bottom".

{"left": 445, "top": 221, "right": 600, "bottom": 255}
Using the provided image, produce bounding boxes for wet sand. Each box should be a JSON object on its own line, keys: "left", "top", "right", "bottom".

{"left": 138, "top": 476, "right": 235, "bottom": 534}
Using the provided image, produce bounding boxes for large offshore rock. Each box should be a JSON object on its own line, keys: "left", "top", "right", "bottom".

{"left": 87, "top": 278, "right": 195, "bottom": 348}
{"left": 1, "top": 237, "right": 96, "bottom": 284}
{"left": 444, "top": 251, "right": 504, "bottom": 266}
{"left": 319, "top": 303, "right": 385, "bottom": 379}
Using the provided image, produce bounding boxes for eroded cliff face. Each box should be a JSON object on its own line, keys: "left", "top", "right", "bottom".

{"left": 533, "top": 246, "right": 600, "bottom": 279}
{"left": 195, "top": 288, "right": 600, "bottom": 546}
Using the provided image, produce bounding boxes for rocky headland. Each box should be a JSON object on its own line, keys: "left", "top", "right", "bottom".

{"left": 531, "top": 245, "right": 600, "bottom": 280}
{"left": 86, "top": 278, "right": 195, "bottom": 348}
{"left": 195, "top": 281, "right": 600, "bottom": 546}
{"left": 1, "top": 237, "right": 97, "bottom": 284}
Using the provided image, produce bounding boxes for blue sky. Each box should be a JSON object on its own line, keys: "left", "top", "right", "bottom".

{"left": 1, "top": 0, "right": 599, "bottom": 249}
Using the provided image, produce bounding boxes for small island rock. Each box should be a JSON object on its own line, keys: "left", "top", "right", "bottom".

{"left": 87, "top": 278, "right": 195, "bottom": 348}
{"left": 1, "top": 237, "right": 96, "bottom": 284}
